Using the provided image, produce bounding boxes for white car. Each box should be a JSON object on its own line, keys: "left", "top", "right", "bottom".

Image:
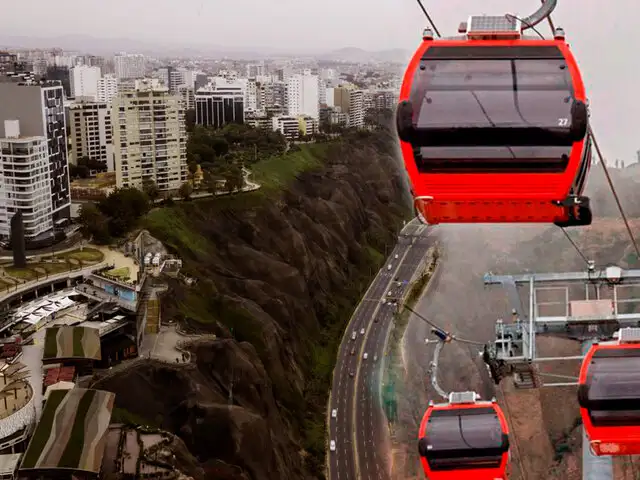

{"left": 332, "top": 408, "right": 337, "bottom": 418}
{"left": 363, "top": 352, "right": 368, "bottom": 360}
{"left": 394, "top": 254, "right": 399, "bottom": 259}
{"left": 351, "top": 331, "right": 357, "bottom": 341}
{"left": 360, "top": 328, "right": 365, "bottom": 335}
{"left": 330, "top": 440, "right": 336, "bottom": 452}
{"left": 374, "top": 355, "right": 378, "bottom": 361}
{"left": 387, "top": 264, "right": 392, "bottom": 271}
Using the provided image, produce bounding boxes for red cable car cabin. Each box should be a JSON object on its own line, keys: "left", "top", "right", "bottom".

{"left": 397, "top": 16, "right": 592, "bottom": 226}
{"left": 418, "top": 392, "right": 510, "bottom": 480}
{"left": 578, "top": 329, "right": 640, "bottom": 456}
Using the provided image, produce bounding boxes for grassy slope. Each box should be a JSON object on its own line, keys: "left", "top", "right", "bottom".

{"left": 144, "top": 138, "right": 408, "bottom": 476}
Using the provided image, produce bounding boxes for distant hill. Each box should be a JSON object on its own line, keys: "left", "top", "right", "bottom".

{"left": 0, "top": 34, "right": 409, "bottom": 63}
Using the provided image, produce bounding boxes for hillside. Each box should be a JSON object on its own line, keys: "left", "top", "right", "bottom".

{"left": 92, "top": 131, "right": 411, "bottom": 479}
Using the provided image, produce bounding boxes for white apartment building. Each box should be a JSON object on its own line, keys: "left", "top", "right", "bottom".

{"left": 272, "top": 116, "right": 301, "bottom": 140}
{"left": 157, "top": 67, "right": 194, "bottom": 94}
{"left": 287, "top": 72, "right": 319, "bottom": 119}
{"left": 348, "top": 90, "right": 365, "bottom": 128}
{"left": 0, "top": 82, "right": 71, "bottom": 221}
{"left": 97, "top": 74, "right": 118, "bottom": 103}
{"left": 245, "top": 78, "right": 258, "bottom": 112}
{"left": 70, "top": 65, "right": 101, "bottom": 100}
{"left": 178, "top": 85, "right": 195, "bottom": 110}
{"left": 0, "top": 120, "right": 53, "bottom": 240}
{"left": 318, "top": 79, "right": 327, "bottom": 106}
{"left": 114, "top": 53, "right": 146, "bottom": 80}
{"left": 68, "top": 101, "right": 114, "bottom": 171}
{"left": 111, "top": 84, "right": 188, "bottom": 192}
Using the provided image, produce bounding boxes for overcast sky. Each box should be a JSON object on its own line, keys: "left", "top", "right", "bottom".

{"left": 2, "top": 0, "right": 639, "bottom": 163}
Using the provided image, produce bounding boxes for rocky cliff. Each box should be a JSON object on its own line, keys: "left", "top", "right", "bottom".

{"left": 93, "top": 131, "right": 411, "bottom": 479}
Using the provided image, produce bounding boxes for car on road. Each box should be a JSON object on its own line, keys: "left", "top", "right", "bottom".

{"left": 363, "top": 352, "right": 368, "bottom": 360}
{"left": 374, "top": 317, "right": 379, "bottom": 322}
{"left": 374, "top": 355, "right": 378, "bottom": 361}
{"left": 360, "top": 328, "right": 365, "bottom": 335}
{"left": 330, "top": 440, "right": 336, "bottom": 451}
{"left": 350, "top": 347, "right": 355, "bottom": 355}
{"left": 332, "top": 409, "right": 337, "bottom": 418}
{"left": 349, "top": 371, "right": 354, "bottom": 377}
{"left": 351, "top": 331, "right": 357, "bottom": 341}
{"left": 395, "top": 254, "right": 399, "bottom": 259}
{"left": 394, "top": 276, "right": 399, "bottom": 281}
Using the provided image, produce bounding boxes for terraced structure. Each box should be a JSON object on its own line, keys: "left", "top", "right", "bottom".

{"left": 42, "top": 326, "right": 101, "bottom": 362}
{"left": 20, "top": 388, "right": 115, "bottom": 474}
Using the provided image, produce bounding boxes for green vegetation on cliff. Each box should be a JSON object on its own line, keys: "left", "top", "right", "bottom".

{"left": 139, "top": 129, "right": 411, "bottom": 478}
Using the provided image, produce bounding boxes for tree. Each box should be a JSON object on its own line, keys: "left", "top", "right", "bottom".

{"left": 222, "top": 166, "right": 244, "bottom": 193}
{"left": 78, "top": 203, "right": 110, "bottom": 243}
{"left": 98, "top": 188, "right": 150, "bottom": 237}
{"left": 202, "top": 171, "right": 221, "bottom": 194}
{"left": 178, "top": 182, "right": 193, "bottom": 200}
{"left": 142, "top": 179, "right": 160, "bottom": 201}
{"left": 70, "top": 164, "right": 90, "bottom": 179}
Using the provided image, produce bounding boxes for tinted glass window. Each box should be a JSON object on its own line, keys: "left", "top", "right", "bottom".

{"left": 425, "top": 411, "right": 503, "bottom": 451}
{"left": 411, "top": 58, "right": 574, "bottom": 130}
{"left": 423, "top": 410, "right": 505, "bottom": 471}
{"left": 584, "top": 353, "right": 640, "bottom": 426}
{"left": 587, "top": 355, "right": 640, "bottom": 401}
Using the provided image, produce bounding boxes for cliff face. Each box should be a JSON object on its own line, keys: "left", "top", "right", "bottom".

{"left": 94, "top": 132, "right": 411, "bottom": 479}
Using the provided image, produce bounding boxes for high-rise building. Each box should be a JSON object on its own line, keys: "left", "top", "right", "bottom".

{"left": 111, "top": 83, "right": 188, "bottom": 191}
{"left": 287, "top": 72, "right": 319, "bottom": 119}
{"left": 246, "top": 63, "right": 265, "bottom": 78}
{"left": 97, "top": 74, "right": 118, "bottom": 103}
{"left": 0, "top": 82, "right": 70, "bottom": 222}
{"left": 195, "top": 81, "right": 244, "bottom": 128}
{"left": 245, "top": 78, "right": 258, "bottom": 112}
{"left": 44, "top": 66, "right": 71, "bottom": 98}
{"left": 177, "top": 85, "right": 195, "bottom": 110}
{"left": 348, "top": 90, "right": 365, "bottom": 128}
{"left": 0, "top": 120, "right": 53, "bottom": 242}
{"left": 70, "top": 65, "right": 101, "bottom": 100}
{"left": 114, "top": 53, "right": 146, "bottom": 80}
{"left": 68, "top": 100, "right": 114, "bottom": 171}
{"left": 157, "top": 67, "right": 194, "bottom": 94}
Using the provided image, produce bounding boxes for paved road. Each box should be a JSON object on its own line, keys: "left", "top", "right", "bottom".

{"left": 328, "top": 218, "right": 436, "bottom": 480}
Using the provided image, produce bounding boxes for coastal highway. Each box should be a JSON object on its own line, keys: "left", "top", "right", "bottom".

{"left": 328, "top": 218, "right": 436, "bottom": 480}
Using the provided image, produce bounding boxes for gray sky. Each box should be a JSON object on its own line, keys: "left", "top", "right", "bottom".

{"left": 2, "top": 0, "right": 639, "bottom": 163}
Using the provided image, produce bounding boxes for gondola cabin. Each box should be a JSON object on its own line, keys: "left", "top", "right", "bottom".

{"left": 578, "top": 328, "right": 640, "bottom": 455}
{"left": 397, "top": 15, "right": 592, "bottom": 226}
{"left": 418, "top": 391, "right": 510, "bottom": 479}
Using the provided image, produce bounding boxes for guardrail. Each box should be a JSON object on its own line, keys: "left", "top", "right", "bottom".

{"left": 0, "top": 262, "right": 110, "bottom": 304}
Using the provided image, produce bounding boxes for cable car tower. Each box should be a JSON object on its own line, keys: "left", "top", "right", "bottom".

{"left": 483, "top": 265, "right": 640, "bottom": 479}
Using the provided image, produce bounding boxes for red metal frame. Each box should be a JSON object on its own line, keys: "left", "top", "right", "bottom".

{"left": 579, "top": 343, "right": 640, "bottom": 456}
{"left": 418, "top": 402, "right": 510, "bottom": 479}
{"left": 399, "top": 38, "right": 587, "bottom": 225}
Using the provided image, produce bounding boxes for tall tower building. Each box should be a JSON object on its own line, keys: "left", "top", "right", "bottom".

{"left": 97, "top": 74, "right": 118, "bottom": 103}
{"left": 114, "top": 53, "right": 146, "bottom": 80}
{"left": 68, "top": 100, "right": 114, "bottom": 171}
{"left": 0, "top": 82, "right": 70, "bottom": 221}
{"left": 111, "top": 83, "right": 188, "bottom": 191}
{"left": 70, "top": 65, "right": 101, "bottom": 100}
{"left": 0, "top": 120, "right": 53, "bottom": 243}
{"left": 287, "top": 72, "right": 319, "bottom": 119}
